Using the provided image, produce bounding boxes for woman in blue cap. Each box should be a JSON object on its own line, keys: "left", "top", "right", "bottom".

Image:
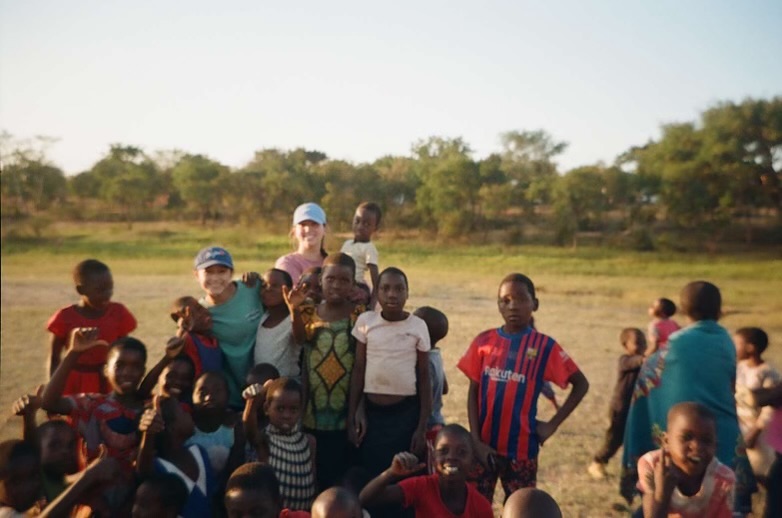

{"left": 193, "top": 246, "right": 264, "bottom": 410}
{"left": 275, "top": 202, "right": 328, "bottom": 285}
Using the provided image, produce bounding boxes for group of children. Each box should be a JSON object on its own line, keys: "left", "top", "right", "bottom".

{"left": 1, "top": 200, "right": 779, "bottom": 517}
{"left": 586, "top": 290, "right": 781, "bottom": 517}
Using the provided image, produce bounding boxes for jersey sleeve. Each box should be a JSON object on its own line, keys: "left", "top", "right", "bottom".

{"left": 543, "top": 342, "right": 580, "bottom": 389}
{"left": 457, "top": 335, "right": 485, "bottom": 383}
{"left": 366, "top": 243, "right": 379, "bottom": 265}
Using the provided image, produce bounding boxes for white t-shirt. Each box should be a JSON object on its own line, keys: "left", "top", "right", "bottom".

{"left": 254, "top": 313, "right": 301, "bottom": 377}
{"left": 352, "top": 311, "right": 430, "bottom": 396}
{"left": 340, "top": 239, "right": 378, "bottom": 284}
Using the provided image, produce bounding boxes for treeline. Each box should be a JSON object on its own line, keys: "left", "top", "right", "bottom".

{"left": 1, "top": 97, "right": 780, "bottom": 249}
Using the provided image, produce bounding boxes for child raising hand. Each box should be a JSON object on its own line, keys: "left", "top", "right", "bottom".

{"left": 638, "top": 402, "right": 735, "bottom": 518}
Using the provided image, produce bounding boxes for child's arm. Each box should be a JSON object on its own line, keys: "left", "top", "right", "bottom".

{"left": 536, "top": 370, "right": 589, "bottom": 444}
{"left": 48, "top": 334, "right": 67, "bottom": 378}
{"left": 136, "top": 396, "right": 164, "bottom": 478}
{"left": 442, "top": 372, "right": 449, "bottom": 395}
{"left": 224, "top": 415, "right": 247, "bottom": 480}
{"left": 12, "top": 385, "right": 44, "bottom": 443}
{"left": 359, "top": 452, "right": 425, "bottom": 508}
{"left": 367, "top": 263, "right": 379, "bottom": 308}
{"left": 138, "top": 333, "right": 187, "bottom": 399}
{"left": 411, "top": 350, "right": 431, "bottom": 457}
{"left": 348, "top": 340, "right": 367, "bottom": 447}
{"left": 642, "top": 449, "right": 680, "bottom": 518}
{"left": 241, "top": 383, "right": 268, "bottom": 462}
{"left": 752, "top": 383, "right": 782, "bottom": 408}
{"left": 282, "top": 284, "right": 310, "bottom": 343}
{"left": 39, "top": 444, "right": 121, "bottom": 518}
{"left": 467, "top": 380, "right": 496, "bottom": 465}
{"left": 42, "top": 328, "right": 108, "bottom": 415}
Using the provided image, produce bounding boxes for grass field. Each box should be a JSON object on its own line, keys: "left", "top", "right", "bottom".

{"left": 2, "top": 221, "right": 781, "bottom": 516}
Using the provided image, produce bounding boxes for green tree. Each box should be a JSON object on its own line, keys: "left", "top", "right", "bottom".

{"left": 700, "top": 97, "right": 782, "bottom": 240}
{"left": 371, "top": 155, "right": 419, "bottom": 226}
{"left": 499, "top": 130, "right": 568, "bottom": 215}
{"left": 89, "top": 145, "right": 162, "bottom": 227}
{"left": 171, "top": 154, "right": 229, "bottom": 224}
{"left": 552, "top": 166, "right": 607, "bottom": 247}
{"left": 412, "top": 137, "right": 481, "bottom": 236}
{"left": 639, "top": 123, "right": 730, "bottom": 235}
{"left": 238, "top": 148, "right": 326, "bottom": 223}
{"left": 0, "top": 132, "right": 67, "bottom": 214}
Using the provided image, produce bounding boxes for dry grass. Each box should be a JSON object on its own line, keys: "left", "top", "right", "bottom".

{"left": 1, "top": 223, "right": 780, "bottom": 516}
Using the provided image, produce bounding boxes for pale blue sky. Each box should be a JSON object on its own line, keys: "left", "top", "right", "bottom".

{"left": 1, "top": 0, "right": 780, "bottom": 174}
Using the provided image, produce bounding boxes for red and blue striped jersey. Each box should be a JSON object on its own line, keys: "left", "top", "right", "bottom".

{"left": 458, "top": 327, "right": 579, "bottom": 460}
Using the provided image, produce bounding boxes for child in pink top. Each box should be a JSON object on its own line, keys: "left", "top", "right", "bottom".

{"left": 646, "top": 297, "right": 680, "bottom": 355}
{"left": 47, "top": 259, "right": 136, "bottom": 395}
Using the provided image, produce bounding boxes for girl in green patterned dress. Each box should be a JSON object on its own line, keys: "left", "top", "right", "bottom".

{"left": 283, "top": 253, "right": 364, "bottom": 490}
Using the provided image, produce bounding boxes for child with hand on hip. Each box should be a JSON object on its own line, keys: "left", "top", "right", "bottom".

{"left": 457, "top": 273, "right": 589, "bottom": 503}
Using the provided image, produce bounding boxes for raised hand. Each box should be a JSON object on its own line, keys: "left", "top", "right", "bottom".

{"left": 242, "top": 382, "right": 267, "bottom": 401}
{"left": 13, "top": 385, "right": 44, "bottom": 416}
{"left": 654, "top": 447, "right": 680, "bottom": 502}
{"left": 282, "top": 283, "right": 309, "bottom": 312}
{"left": 389, "top": 452, "right": 426, "bottom": 477}
{"left": 165, "top": 335, "right": 186, "bottom": 358}
{"left": 241, "top": 271, "right": 262, "bottom": 288}
{"left": 68, "top": 327, "right": 109, "bottom": 353}
{"left": 139, "top": 395, "right": 165, "bottom": 435}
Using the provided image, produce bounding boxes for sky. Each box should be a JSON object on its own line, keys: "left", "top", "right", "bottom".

{"left": 1, "top": 0, "right": 781, "bottom": 175}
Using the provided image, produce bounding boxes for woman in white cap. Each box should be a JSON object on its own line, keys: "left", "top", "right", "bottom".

{"left": 275, "top": 202, "right": 328, "bottom": 284}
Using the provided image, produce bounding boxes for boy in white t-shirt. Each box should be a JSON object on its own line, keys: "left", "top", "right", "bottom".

{"left": 341, "top": 202, "right": 381, "bottom": 307}
{"left": 734, "top": 327, "right": 780, "bottom": 481}
{"left": 348, "top": 267, "right": 431, "bottom": 481}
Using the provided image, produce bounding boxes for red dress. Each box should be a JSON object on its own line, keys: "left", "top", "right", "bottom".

{"left": 47, "top": 302, "right": 137, "bottom": 394}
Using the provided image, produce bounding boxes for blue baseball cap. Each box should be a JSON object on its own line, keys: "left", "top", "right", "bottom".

{"left": 293, "top": 202, "right": 327, "bottom": 226}
{"left": 194, "top": 246, "right": 234, "bottom": 270}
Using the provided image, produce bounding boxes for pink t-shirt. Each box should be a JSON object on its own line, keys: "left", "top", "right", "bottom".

{"left": 637, "top": 449, "right": 734, "bottom": 518}
{"left": 648, "top": 318, "right": 680, "bottom": 349}
{"left": 274, "top": 253, "right": 323, "bottom": 285}
{"left": 398, "top": 474, "right": 493, "bottom": 517}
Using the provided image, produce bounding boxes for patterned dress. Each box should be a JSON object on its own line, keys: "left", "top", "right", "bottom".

{"left": 299, "top": 303, "right": 363, "bottom": 431}
{"left": 266, "top": 424, "right": 316, "bottom": 510}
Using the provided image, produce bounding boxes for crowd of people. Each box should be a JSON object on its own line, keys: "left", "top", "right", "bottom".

{"left": 1, "top": 201, "right": 780, "bottom": 517}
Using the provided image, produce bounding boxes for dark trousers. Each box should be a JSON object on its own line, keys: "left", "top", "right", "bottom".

{"left": 765, "top": 452, "right": 782, "bottom": 518}
{"left": 593, "top": 410, "right": 628, "bottom": 464}
{"left": 361, "top": 397, "right": 419, "bottom": 518}
{"left": 305, "top": 428, "right": 357, "bottom": 491}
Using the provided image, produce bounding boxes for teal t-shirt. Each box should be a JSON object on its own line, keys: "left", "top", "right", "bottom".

{"left": 202, "top": 282, "right": 264, "bottom": 408}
